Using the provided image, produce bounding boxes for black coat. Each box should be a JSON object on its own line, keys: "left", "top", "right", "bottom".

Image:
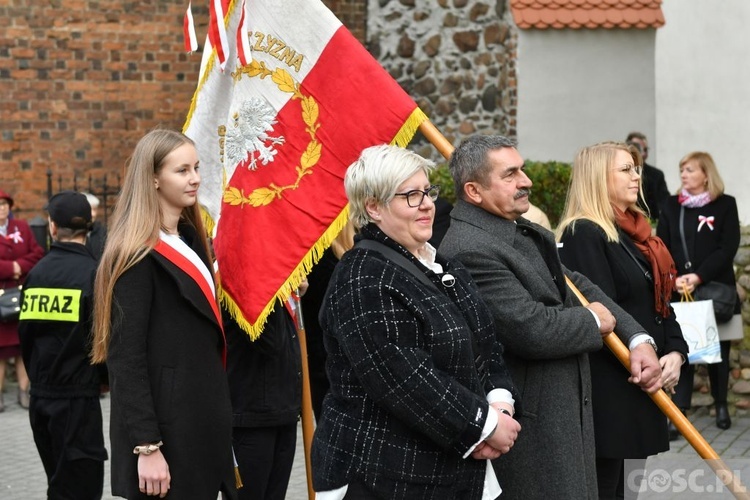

{"left": 107, "top": 229, "right": 236, "bottom": 499}
{"left": 312, "top": 224, "right": 517, "bottom": 498}
{"left": 559, "top": 219, "right": 688, "bottom": 458}
{"left": 299, "top": 247, "right": 339, "bottom": 421}
{"left": 86, "top": 220, "right": 107, "bottom": 261}
{"left": 638, "top": 162, "right": 670, "bottom": 221}
{"left": 657, "top": 194, "right": 740, "bottom": 295}
{"left": 225, "top": 303, "right": 301, "bottom": 428}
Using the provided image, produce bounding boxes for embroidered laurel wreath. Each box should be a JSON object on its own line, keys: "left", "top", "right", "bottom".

{"left": 224, "top": 60, "right": 321, "bottom": 207}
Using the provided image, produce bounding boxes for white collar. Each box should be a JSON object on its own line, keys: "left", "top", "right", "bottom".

{"left": 416, "top": 242, "right": 443, "bottom": 274}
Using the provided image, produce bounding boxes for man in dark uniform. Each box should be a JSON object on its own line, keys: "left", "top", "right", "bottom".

{"left": 18, "top": 191, "right": 108, "bottom": 500}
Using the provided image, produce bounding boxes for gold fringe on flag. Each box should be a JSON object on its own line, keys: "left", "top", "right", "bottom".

{"left": 391, "top": 107, "right": 428, "bottom": 148}
{"left": 201, "top": 207, "right": 216, "bottom": 240}
{"left": 221, "top": 206, "right": 350, "bottom": 340}
{"left": 218, "top": 106, "right": 427, "bottom": 340}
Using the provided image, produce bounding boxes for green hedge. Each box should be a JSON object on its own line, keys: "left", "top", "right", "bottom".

{"left": 429, "top": 163, "right": 456, "bottom": 205}
{"left": 430, "top": 160, "right": 572, "bottom": 228}
{"left": 524, "top": 161, "right": 572, "bottom": 228}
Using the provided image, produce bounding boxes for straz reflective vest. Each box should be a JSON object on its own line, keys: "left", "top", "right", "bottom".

{"left": 17, "top": 242, "right": 104, "bottom": 398}
{"left": 20, "top": 288, "right": 81, "bottom": 322}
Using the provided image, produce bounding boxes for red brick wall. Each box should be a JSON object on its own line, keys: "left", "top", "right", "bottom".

{"left": 323, "top": 0, "right": 367, "bottom": 41}
{"left": 0, "top": 0, "right": 366, "bottom": 219}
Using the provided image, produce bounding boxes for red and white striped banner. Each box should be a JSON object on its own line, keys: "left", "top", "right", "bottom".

{"left": 183, "top": 1, "right": 198, "bottom": 53}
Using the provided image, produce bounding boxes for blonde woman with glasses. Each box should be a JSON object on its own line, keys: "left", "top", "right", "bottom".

{"left": 556, "top": 142, "right": 687, "bottom": 499}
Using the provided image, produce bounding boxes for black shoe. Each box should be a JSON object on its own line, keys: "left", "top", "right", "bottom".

{"left": 716, "top": 404, "right": 731, "bottom": 430}
{"left": 668, "top": 421, "right": 680, "bottom": 441}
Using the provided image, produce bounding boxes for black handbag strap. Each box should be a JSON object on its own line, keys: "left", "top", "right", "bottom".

{"left": 355, "top": 239, "right": 440, "bottom": 293}
{"left": 618, "top": 235, "right": 653, "bottom": 284}
{"left": 678, "top": 206, "right": 693, "bottom": 271}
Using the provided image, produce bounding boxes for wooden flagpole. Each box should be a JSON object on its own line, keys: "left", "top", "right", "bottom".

{"left": 418, "top": 119, "right": 750, "bottom": 499}
{"left": 292, "top": 293, "right": 316, "bottom": 500}
{"left": 564, "top": 276, "right": 749, "bottom": 499}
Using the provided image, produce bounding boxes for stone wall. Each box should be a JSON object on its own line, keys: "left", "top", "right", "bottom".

{"left": 367, "top": 0, "right": 516, "bottom": 162}
{"left": 690, "top": 224, "right": 750, "bottom": 417}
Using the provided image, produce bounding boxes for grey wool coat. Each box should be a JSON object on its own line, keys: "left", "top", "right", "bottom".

{"left": 440, "top": 200, "right": 648, "bottom": 500}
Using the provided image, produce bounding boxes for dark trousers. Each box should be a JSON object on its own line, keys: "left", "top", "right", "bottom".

{"left": 343, "top": 480, "right": 382, "bottom": 499}
{"left": 233, "top": 424, "right": 297, "bottom": 500}
{"left": 29, "top": 396, "right": 106, "bottom": 500}
{"left": 597, "top": 457, "right": 647, "bottom": 500}
{"left": 673, "top": 340, "right": 731, "bottom": 408}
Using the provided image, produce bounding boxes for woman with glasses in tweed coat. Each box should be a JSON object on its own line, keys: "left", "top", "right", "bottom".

{"left": 312, "top": 145, "right": 521, "bottom": 500}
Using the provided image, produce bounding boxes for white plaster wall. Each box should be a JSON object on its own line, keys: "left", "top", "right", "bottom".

{"left": 516, "top": 29, "right": 656, "bottom": 164}
{"left": 656, "top": 0, "right": 750, "bottom": 223}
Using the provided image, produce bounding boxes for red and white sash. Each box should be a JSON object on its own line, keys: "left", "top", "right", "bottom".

{"left": 154, "top": 234, "right": 226, "bottom": 364}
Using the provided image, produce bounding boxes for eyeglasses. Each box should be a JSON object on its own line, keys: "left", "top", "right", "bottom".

{"left": 394, "top": 185, "right": 440, "bottom": 207}
{"left": 616, "top": 164, "right": 642, "bottom": 178}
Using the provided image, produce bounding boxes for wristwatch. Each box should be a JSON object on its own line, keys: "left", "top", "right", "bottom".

{"left": 133, "top": 441, "right": 163, "bottom": 455}
{"left": 643, "top": 338, "right": 658, "bottom": 353}
{"left": 631, "top": 335, "right": 658, "bottom": 353}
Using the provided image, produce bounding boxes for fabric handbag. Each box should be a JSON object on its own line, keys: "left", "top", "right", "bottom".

{"left": 718, "top": 313, "right": 745, "bottom": 342}
{"left": 678, "top": 206, "right": 736, "bottom": 323}
{"left": 0, "top": 286, "right": 22, "bottom": 322}
{"left": 671, "top": 288, "right": 721, "bottom": 364}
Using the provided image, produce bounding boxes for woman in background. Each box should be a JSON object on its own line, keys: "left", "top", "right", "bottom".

{"left": 557, "top": 141, "right": 687, "bottom": 499}
{"left": 657, "top": 151, "right": 740, "bottom": 430}
{"left": 92, "top": 130, "right": 236, "bottom": 499}
{"left": 0, "top": 190, "right": 44, "bottom": 411}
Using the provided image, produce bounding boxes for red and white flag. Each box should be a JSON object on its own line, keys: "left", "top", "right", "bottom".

{"left": 183, "top": 0, "right": 428, "bottom": 338}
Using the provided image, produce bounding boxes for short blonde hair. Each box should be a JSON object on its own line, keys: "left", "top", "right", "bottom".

{"left": 345, "top": 145, "right": 435, "bottom": 229}
{"left": 679, "top": 151, "right": 724, "bottom": 200}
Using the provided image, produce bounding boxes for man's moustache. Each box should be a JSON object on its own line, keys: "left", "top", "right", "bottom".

{"left": 514, "top": 188, "right": 531, "bottom": 199}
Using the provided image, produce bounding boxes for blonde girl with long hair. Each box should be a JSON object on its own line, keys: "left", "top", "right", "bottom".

{"left": 93, "top": 129, "right": 236, "bottom": 499}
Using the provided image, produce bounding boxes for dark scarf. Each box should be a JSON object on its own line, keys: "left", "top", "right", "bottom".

{"left": 614, "top": 207, "right": 676, "bottom": 317}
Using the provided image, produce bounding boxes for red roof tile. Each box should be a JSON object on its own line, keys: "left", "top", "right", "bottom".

{"left": 510, "top": 0, "right": 665, "bottom": 30}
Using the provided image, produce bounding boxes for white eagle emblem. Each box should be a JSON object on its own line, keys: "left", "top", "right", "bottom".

{"left": 225, "top": 98, "right": 285, "bottom": 171}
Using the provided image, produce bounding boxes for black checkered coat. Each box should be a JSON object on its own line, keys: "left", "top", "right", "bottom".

{"left": 312, "top": 225, "right": 517, "bottom": 499}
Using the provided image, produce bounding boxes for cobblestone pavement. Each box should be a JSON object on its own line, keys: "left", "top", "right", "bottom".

{"left": 2, "top": 381, "right": 749, "bottom": 499}
{"left": 0, "top": 383, "right": 307, "bottom": 500}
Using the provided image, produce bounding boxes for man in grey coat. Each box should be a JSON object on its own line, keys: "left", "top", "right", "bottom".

{"left": 440, "top": 135, "right": 663, "bottom": 499}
